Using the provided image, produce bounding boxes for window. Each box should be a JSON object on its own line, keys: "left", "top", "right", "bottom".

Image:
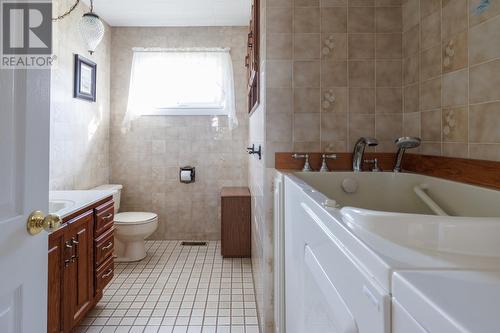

{"left": 123, "top": 48, "right": 237, "bottom": 131}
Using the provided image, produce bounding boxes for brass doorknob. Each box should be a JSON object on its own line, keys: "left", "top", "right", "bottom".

{"left": 27, "top": 211, "right": 62, "bottom": 235}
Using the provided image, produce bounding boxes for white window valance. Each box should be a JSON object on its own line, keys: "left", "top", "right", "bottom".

{"left": 122, "top": 47, "right": 237, "bottom": 132}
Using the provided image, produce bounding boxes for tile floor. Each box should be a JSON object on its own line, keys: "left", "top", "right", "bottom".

{"left": 76, "top": 241, "right": 259, "bottom": 333}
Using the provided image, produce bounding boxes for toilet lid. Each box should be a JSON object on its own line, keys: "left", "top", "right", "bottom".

{"left": 114, "top": 212, "right": 157, "bottom": 224}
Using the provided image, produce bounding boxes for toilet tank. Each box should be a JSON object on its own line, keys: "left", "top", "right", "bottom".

{"left": 92, "top": 184, "right": 123, "bottom": 214}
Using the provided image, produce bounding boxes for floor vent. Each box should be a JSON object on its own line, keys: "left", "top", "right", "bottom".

{"left": 181, "top": 241, "right": 208, "bottom": 246}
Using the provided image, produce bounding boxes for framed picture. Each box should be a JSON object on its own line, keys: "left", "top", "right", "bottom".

{"left": 74, "top": 54, "right": 97, "bottom": 102}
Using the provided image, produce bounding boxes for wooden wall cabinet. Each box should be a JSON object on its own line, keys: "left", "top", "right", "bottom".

{"left": 48, "top": 197, "right": 115, "bottom": 333}
{"left": 246, "top": 0, "right": 260, "bottom": 114}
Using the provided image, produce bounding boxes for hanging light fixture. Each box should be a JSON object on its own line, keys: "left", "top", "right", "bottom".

{"left": 79, "top": 0, "right": 105, "bottom": 54}
{"left": 53, "top": 0, "right": 105, "bottom": 55}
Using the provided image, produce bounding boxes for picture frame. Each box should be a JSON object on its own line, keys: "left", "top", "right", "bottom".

{"left": 74, "top": 54, "right": 97, "bottom": 102}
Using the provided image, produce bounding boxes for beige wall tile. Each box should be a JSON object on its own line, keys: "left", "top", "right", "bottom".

{"left": 349, "top": 88, "right": 376, "bottom": 113}
{"left": 443, "top": 143, "right": 469, "bottom": 158}
{"left": 469, "top": 101, "right": 500, "bottom": 143}
{"left": 268, "top": 60, "right": 293, "bottom": 88}
{"left": 442, "top": 0, "right": 468, "bottom": 40}
{"left": 403, "top": 0, "right": 420, "bottom": 32}
{"left": 403, "top": 24, "right": 420, "bottom": 57}
{"left": 294, "top": 7, "right": 321, "bottom": 32}
{"left": 320, "top": 0, "right": 348, "bottom": 7}
{"left": 294, "top": 88, "right": 321, "bottom": 113}
{"left": 267, "top": 88, "right": 293, "bottom": 114}
{"left": 376, "top": 7, "right": 403, "bottom": 32}
{"left": 420, "top": 77, "right": 441, "bottom": 110}
{"left": 420, "top": 45, "right": 441, "bottom": 80}
{"left": 321, "top": 33, "right": 348, "bottom": 60}
{"left": 349, "top": 114, "right": 376, "bottom": 147}
{"left": 421, "top": 0, "right": 441, "bottom": 18}
{"left": 293, "top": 141, "right": 321, "bottom": 151}
{"left": 421, "top": 11, "right": 441, "bottom": 50}
{"left": 376, "top": 60, "right": 402, "bottom": 86}
{"left": 404, "top": 83, "right": 420, "bottom": 113}
{"left": 470, "top": 59, "right": 500, "bottom": 104}
{"left": 294, "top": 60, "right": 321, "bottom": 87}
{"left": 469, "top": 15, "right": 500, "bottom": 65}
{"left": 421, "top": 142, "right": 442, "bottom": 155}
{"left": 442, "top": 107, "right": 468, "bottom": 142}
{"left": 469, "top": 144, "right": 500, "bottom": 161}
{"left": 321, "top": 7, "right": 348, "bottom": 32}
{"left": 404, "top": 112, "right": 421, "bottom": 137}
{"left": 349, "top": 7, "right": 376, "bottom": 32}
{"left": 321, "top": 87, "right": 348, "bottom": 112}
{"left": 321, "top": 113, "right": 348, "bottom": 141}
{"left": 421, "top": 109, "right": 442, "bottom": 140}
{"left": 268, "top": 0, "right": 293, "bottom": 7}
{"left": 268, "top": 7, "right": 293, "bottom": 33}
{"left": 267, "top": 113, "right": 293, "bottom": 142}
{"left": 321, "top": 61, "right": 348, "bottom": 86}
{"left": 295, "top": 0, "right": 320, "bottom": 6}
{"left": 403, "top": 54, "right": 420, "bottom": 84}
{"left": 469, "top": 0, "right": 500, "bottom": 27}
{"left": 349, "top": 34, "right": 375, "bottom": 59}
{"left": 268, "top": 33, "right": 293, "bottom": 59}
{"left": 377, "top": 87, "right": 403, "bottom": 113}
{"left": 376, "top": 33, "right": 402, "bottom": 59}
{"left": 376, "top": 114, "right": 403, "bottom": 140}
{"left": 294, "top": 33, "right": 321, "bottom": 59}
{"left": 294, "top": 113, "right": 321, "bottom": 141}
{"left": 442, "top": 31, "right": 468, "bottom": 73}
{"left": 349, "top": 60, "right": 375, "bottom": 87}
{"left": 442, "top": 69, "right": 468, "bottom": 107}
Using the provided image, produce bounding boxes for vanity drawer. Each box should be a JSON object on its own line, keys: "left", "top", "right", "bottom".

{"left": 95, "top": 255, "right": 114, "bottom": 293}
{"left": 94, "top": 201, "right": 114, "bottom": 236}
{"left": 95, "top": 227, "right": 114, "bottom": 267}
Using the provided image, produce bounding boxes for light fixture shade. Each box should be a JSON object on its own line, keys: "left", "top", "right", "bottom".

{"left": 79, "top": 13, "right": 105, "bottom": 54}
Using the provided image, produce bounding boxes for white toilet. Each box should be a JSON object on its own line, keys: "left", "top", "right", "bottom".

{"left": 93, "top": 184, "right": 158, "bottom": 262}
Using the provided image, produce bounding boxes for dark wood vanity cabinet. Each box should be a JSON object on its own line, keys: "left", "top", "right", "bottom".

{"left": 47, "top": 197, "right": 115, "bottom": 333}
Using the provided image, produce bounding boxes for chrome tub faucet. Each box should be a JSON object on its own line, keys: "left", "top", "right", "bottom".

{"left": 352, "top": 137, "right": 378, "bottom": 171}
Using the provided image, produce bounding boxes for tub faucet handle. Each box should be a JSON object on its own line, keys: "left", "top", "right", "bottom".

{"left": 364, "top": 158, "right": 381, "bottom": 172}
{"left": 292, "top": 153, "right": 313, "bottom": 172}
{"left": 320, "top": 154, "right": 337, "bottom": 172}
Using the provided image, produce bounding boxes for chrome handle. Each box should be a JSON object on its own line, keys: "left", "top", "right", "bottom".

{"left": 320, "top": 154, "right": 337, "bottom": 172}
{"left": 364, "top": 158, "right": 381, "bottom": 172}
{"left": 292, "top": 154, "right": 313, "bottom": 172}
{"left": 102, "top": 213, "right": 113, "bottom": 221}
{"left": 71, "top": 238, "right": 79, "bottom": 245}
{"left": 102, "top": 268, "right": 113, "bottom": 279}
{"left": 27, "top": 211, "right": 62, "bottom": 235}
{"left": 101, "top": 241, "right": 113, "bottom": 251}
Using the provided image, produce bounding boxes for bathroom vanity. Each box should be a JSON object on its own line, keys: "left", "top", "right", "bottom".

{"left": 47, "top": 191, "right": 115, "bottom": 333}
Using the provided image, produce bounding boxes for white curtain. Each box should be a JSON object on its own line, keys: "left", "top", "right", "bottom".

{"left": 123, "top": 48, "right": 237, "bottom": 132}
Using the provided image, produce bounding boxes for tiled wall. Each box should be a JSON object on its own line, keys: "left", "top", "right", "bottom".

{"left": 109, "top": 27, "right": 249, "bottom": 240}
{"left": 49, "top": 0, "right": 111, "bottom": 190}
{"left": 265, "top": 0, "right": 404, "bottom": 165}
{"left": 248, "top": 0, "right": 274, "bottom": 330}
{"left": 402, "top": 0, "right": 500, "bottom": 161}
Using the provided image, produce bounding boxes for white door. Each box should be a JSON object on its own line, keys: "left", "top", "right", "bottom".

{"left": 0, "top": 65, "right": 51, "bottom": 332}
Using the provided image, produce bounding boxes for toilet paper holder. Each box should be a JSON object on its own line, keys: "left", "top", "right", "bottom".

{"left": 180, "top": 166, "right": 195, "bottom": 184}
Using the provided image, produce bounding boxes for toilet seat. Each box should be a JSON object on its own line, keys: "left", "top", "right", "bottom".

{"left": 115, "top": 212, "right": 157, "bottom": 225}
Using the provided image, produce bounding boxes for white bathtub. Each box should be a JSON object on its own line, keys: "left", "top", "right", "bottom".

{"left": 278, "top": 171, "right": 500, "bottom": 333}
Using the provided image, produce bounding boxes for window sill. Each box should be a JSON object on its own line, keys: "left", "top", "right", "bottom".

{"left": 141, "top": 108, "right": 228, "bottom": 116}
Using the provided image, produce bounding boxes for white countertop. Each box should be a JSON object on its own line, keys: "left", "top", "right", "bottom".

{"left": 49, "top": 190, "right": 116, "bottom": 219}
{"left": 392, "top": 270, "right": 500, "bottom": 333}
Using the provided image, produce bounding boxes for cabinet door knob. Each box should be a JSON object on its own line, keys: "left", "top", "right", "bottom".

{"left": 27, "top": 211, "right": 62, "bottom": 235}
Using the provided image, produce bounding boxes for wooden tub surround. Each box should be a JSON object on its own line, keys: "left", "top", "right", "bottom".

{"left": 48, "top": 196, "right": 115, "bottom": 333}
{"left": 275, "top": 153, "right": 500, "bottom": 191}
